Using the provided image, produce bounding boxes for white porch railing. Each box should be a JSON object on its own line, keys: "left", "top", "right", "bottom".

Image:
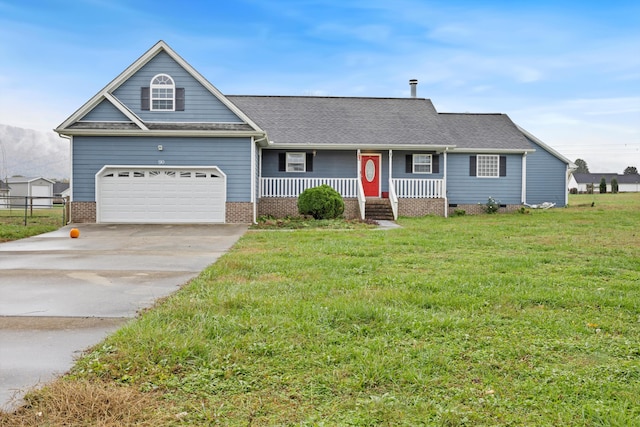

{"left": 260, "top": 178, "right": 359, "bottom": 198}
{"left": 388, "top": 178, "right": 398, "bottom": 220}
{"left": 356, "top": 179, "right": 366, "bottom": 220}
{"left": 392, "top": 178, "right": 444, "bottom": 198}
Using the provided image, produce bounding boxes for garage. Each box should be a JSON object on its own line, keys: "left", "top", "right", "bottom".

{"left": 96, "top": 166, "right": 226, "bottom": 223}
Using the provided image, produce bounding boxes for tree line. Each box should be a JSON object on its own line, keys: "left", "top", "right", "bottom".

{"left": 574, "top": 159, "right": 638, "bottom": 175}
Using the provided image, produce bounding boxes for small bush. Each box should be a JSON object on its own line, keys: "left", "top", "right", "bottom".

{"left": 569, "top": 187, "right": 578, "bottom": 194}
{"left": 297, "top": 185, "right": 345, "bottom": 220}
{"left": 482, "top": 197, "right": 500, "bottom": 214}
{"left": 611, "top": 178, "right": 619, "bottom": 194}
{"left": 453, "top": 209, "right": 466, "bottom": 216}
{"left": 599, "top": 177, "right": 607, "bottom": 194}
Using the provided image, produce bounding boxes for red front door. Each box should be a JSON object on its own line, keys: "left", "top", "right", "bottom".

{"left": 361, "top": 154, "right": 381, "bottom": 197}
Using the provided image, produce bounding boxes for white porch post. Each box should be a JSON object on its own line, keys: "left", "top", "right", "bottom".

{"left": 251, "top": 139, "right": 258, "bottom": 224}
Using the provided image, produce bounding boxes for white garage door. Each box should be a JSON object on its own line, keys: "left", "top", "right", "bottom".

{"left": 31, "top": 185, "right": 52, "bottom": 207}
{"left": 97, "top": 166, "right": 226, "bottom": 223}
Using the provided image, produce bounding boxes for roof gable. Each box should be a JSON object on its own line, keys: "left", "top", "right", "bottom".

{"left": 80, "top": 99, "right": 131, "bottom": 122}
{"left": 6, "top": 177, "right": 55, "bottom": 184}
{"left": 56, "top": 41, "right": 263, "bottom": 136}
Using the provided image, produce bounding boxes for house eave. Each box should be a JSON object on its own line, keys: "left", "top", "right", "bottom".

{"left": 264, "top": 142, "right": 457, "bottom": 151}
{"left": 450, "top": 148, "right": 536, "bottom": 154}
{"left": 55, "top": 128, "right": 265, "bottom": 138}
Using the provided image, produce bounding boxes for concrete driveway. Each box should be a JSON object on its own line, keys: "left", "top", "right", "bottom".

{"left": 0, "top": 223, "right": 247, "bottom": 411}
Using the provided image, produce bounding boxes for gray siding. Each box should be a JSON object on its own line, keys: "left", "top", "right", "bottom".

{"left": 81, "top": 99, "right": 130, "bottom": 122}
{"left": 446, "top": 153, "right": 523, "bottom": 204}
{"left": 525, "top": 137, "right": 568, "bottom": 206}
{"left": 392, "top": 151, "right": 445, "bottom": 179}
{"left": 72, "top": 136, "right": 252, "bottom": 202}
{"left": 7, "top": 182, "right": 28, "bottom": 198}
{"left": 112, "top": 52, "right": 242, "bottom": 123}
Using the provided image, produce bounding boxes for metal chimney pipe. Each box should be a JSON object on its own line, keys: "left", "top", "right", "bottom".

{"left": 409, "top": 79, "right": 418, "bottom": 97}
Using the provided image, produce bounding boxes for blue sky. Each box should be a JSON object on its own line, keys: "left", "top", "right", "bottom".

{"left": 0, "top": 0, "right": 638, "bottom": 173}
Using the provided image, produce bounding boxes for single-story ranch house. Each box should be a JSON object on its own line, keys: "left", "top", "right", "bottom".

{"left": 569, "top": 173, "right": 640, "bottom": 193}
{"left": 56, "top": 41, "right": 574, "bottom": 224}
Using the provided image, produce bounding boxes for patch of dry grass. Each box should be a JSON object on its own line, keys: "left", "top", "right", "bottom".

{"left": 0, "top": 380, "right": 174, "bottom": 427}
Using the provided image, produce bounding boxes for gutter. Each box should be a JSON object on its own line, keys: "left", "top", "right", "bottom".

{"left": 264, "top": 141, "right": 457, "bottom": 151}
{"left": 54, "top": 129, "right": 265, "bottom": 138}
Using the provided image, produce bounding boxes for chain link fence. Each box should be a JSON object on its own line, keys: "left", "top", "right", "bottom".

{"left": 0, "top": 196, "right": 69, "bottom": 226}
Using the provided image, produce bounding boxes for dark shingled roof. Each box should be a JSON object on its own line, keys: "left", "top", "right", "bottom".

{"left": 436, "top": 113, "right": 531, "bottom": 150}
{"left": 227, "top": 96, "right": 454, "bottom": 147}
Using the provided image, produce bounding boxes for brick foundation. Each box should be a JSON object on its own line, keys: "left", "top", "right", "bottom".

{"left": 397, "top": 198, "right": 446, "bottom": 217}
{"left": 225, "top": 202, "right": 253, "bottom": 223}
{"left": 258, "top": 198, "right": 361, "bottom": 219}
{"left": 70, "top": 201, "right": 96, "bottom": 223}
{"left": 448, "top": 204, "right": 522, "bottom": 216}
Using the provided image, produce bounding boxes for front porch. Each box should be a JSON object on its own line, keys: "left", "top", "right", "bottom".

{"left": 258, "top": 177, "right": 446, "bottom": 219}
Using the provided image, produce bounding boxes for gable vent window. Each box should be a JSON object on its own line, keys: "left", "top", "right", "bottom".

{"left": 141, "top": 74, "right": 185, "bottom": 111}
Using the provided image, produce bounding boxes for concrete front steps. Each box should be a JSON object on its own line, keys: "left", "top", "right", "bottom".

{"left": 365, "top": 198, "right": 394, "bottom": 221}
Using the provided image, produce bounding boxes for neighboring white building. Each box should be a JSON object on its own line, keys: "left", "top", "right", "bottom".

{"left": 5, "top": 177, "right": 55, "bottom": 207}
{"left": 569, "top": 173, "right": 640, "bottom": 193}
{"left": 0, "top": 180, "right": 9, "bottom": 208}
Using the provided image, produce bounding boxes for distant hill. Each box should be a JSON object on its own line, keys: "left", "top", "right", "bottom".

{"left": 0, "top": 124, "right": 69, "bottom": 180}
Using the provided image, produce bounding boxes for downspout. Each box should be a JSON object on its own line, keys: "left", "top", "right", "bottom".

{"left": 443, "top": 148, "right": 448, "bottom": 218}
{"left": 251, "top": 137, "right": 257, "bottom": 224}
{"left": 565, "top": 164, "right": 570, "bottom": 207}
{"left": 521, "top": 152, "right": 527, "bottom": 206}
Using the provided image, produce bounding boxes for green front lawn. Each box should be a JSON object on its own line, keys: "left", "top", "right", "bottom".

{"left": 0, "top": 207, "right": 66, "bottom": 242}
{"left": 2, "top": 193, "right": 639, "bottom": 426}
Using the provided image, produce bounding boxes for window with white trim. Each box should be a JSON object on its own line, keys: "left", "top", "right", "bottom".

{"left": 150, "top": 74, "right": 175, "bottom": 111}
{"left": 477, "top": 154, "right": 500, "bottom": 177}
{"left": 413, "top": 154, "right": 432, "bottom": 174}
{"left": 286, "top": 152, "right": 306, "bottom": 172}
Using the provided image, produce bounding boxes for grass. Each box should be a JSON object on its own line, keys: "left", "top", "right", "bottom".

{"left": 252, "top": 216, "right": 378, "bottom": 229}
{"left": 0, "top": 207, "right": 66, "bottom": 242}
{"left": 2, "top": 193, "right": 639, "bottom": 426}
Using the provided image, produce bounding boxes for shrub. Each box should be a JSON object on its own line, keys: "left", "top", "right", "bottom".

{"left": 482, "top": 197, "right": 500, "bottom": 214}
{"left": 599, "top": 177, "right": 607, "bottom": 194}
{"left": 297, "top": 185, "right": 345, "bottom": 220}
{"left": 611, "top": 178, "right": 619, "bottom": 194}
{"left": 453, "top": 209, "right": 466, "bottom": 216}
